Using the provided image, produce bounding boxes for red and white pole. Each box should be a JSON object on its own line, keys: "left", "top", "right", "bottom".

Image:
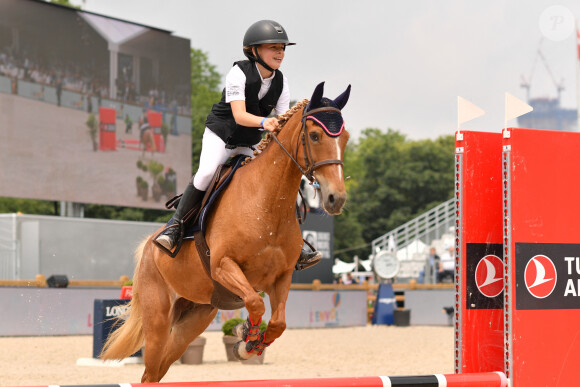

{"left": 15, "top": 372, "right": 509, "bottom": 387}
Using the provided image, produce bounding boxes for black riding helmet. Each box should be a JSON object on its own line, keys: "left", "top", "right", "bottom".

{"left": 243, "top": 20, "right": 295, "bottom": 72}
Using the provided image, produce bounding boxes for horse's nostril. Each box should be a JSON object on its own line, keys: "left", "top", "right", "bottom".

{"left": 328, "top": 194, "right": 335, "bottom": 205}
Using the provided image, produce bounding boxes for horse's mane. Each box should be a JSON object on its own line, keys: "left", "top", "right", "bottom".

{"left": 241, "top": 98, "right": 309, "bottom": 166}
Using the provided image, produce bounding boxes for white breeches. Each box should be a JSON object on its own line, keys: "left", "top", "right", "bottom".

{"left": 192, "top": 128, "right": 257, "bottom": 191}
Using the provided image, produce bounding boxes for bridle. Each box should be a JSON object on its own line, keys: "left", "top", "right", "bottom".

{"left": 271, "top": 105, "right": 344, "bottom": 184}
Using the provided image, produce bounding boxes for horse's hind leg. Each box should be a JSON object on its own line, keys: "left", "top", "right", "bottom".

{"left": 156, "top": 299, "right": 217, "bottom": 378}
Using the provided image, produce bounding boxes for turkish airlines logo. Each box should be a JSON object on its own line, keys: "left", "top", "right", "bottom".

{"left": 524, "top": 255, "right": 557, "bottom": 299}
{"left": 475, "top": 255, "right": 504, "bottom": 298}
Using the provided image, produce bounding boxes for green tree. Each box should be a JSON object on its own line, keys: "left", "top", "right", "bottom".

{"left": 0, "top": 198, "right": 57, "bottom": 215}
{"left": 333, "top": 210, "right": 366, "bottom": 262}
{"left": 83, "top": 205, "right": 169, "bottom": 223}
{"left": 190, "top": 48, "right": 222, "bottom": 172}
{"left": 45, "top": 0, "right": 81, "bottom": 9}
{"left": 335, "top": 129, "right": 455, "bottom": 260}
{"left": 333, "top": 141, "right": 366, "bottom": 261}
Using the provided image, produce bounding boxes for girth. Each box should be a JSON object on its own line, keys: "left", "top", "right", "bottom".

{"left": 162, "top": 156, "right": 246, "bottom": 310}
{"left": 193, "top": 157, "right": 246, "bottom": 310}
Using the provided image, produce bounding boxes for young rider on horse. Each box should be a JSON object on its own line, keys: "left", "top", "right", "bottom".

{"left": 155, "top": 20, "right": 321, "bottom": 270}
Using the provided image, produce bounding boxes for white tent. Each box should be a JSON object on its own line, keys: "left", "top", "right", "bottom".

{"left": 333, "top": 257, "right": 373, "bottom": 274}
{"left": 359, "top": 258, "right": 372, "bottom": 272}
{"left": 332, "top": 258, "right": 357, "bottom": 274}
{"left": 396, "top": 239, "right": 427, "bottom": 260}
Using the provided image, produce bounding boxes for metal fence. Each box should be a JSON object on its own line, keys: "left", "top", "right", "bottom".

{"left": 0, "top": 214, "right": 163, "bottom": 281}
{"left": 371, "top": 198, "right": 456, "bottom": 261}
{"left": 0, "top": 214, "right": 18, "bottom": 279}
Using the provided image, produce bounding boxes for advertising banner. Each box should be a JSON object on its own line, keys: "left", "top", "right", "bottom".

{"left": 0, "top": 288, "right": 367, "bottom": 337}
{"left": 292, "top": 212, "right": 335, "bottom": 284}
{"left": 93, "top": 299, "right": 141, "bottom": 358}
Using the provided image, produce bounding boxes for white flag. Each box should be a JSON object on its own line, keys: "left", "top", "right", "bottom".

{"left": 505, "top": 92, "right": 533, "bottom": 122}
{"left": 457, "top": 96, "right": 485, "bottom": 127}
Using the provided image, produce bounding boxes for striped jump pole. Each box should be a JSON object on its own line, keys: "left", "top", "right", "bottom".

{"left": 26, "top": 372, "right": 508, "bottom": 387}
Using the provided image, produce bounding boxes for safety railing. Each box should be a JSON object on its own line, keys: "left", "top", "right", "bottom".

{"left": 370, "top": 198, "right": 455, "bottom": 260}
{"left": 0, "top": 274, "right": 130, "bottom": 288}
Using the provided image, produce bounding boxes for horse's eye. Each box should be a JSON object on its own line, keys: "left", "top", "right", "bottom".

{"left": 309, "top": 132, "right": 319, "bottom": 142}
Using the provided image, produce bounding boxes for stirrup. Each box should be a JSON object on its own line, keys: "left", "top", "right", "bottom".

{"left": 152, "top": 220, "right": 185, "bottom": 258}
{"left": 295, "top": 249, "right": 322, "bottom": 271}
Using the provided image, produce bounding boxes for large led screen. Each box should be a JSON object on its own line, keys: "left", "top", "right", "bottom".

{"left": 0, "top": 0, "right": 192, "bottom": 209}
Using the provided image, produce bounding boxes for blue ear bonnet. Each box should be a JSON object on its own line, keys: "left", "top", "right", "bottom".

{"left": 304, "top": 82, "right": 351, "bottom": 137}
{"left": 305, "top": 98, "right": 345, "bottom": 137}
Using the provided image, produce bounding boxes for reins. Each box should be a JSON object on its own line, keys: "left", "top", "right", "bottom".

{"left": 270, "top": 105, "right": 344, "bottom": 184}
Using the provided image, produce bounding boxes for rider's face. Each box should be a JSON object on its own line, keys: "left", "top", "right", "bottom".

{"left": 256, "top": 43, "right": 285, "bottom": 70}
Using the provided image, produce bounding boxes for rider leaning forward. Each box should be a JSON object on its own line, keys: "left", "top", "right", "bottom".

{"left": 155, "top": 20, "right": 322, "bottom": 270}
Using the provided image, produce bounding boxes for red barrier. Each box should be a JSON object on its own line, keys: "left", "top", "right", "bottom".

{"left": 454, "top": 131, "right": 504, "bottom": 374}
{"left": 147, "top": 110, "right": 165, "bottom": 152}
{"left": 99, "top": 107, "right": 117, "bottom": 151}
{"left": 503, "top": 127, "right": 580, "bottom": 387}
{"left": 11, "top": 372, "right": 508, "bottom": 387}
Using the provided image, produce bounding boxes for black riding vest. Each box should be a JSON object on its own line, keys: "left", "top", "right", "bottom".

{"left": 205, "top": 60, "right": 283, "bottom": 148}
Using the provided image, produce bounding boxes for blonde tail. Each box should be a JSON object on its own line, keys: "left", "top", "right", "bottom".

{"left": 100, "top": 239, "right": 147, "bottom": 360}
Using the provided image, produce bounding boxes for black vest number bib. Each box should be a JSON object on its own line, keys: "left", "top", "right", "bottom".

{"left": 205, "top": 60, "right": 283, "bottom": 148}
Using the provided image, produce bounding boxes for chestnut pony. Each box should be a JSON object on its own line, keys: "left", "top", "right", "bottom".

{"left": 101, "top": 82, "right": 350, "bottom": 383}
{"left": 140, "top": 128, "right": 156, "bottom": 158}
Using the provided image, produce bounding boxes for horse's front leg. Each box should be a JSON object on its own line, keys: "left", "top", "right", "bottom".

{"left": 212, "top": 256, "right": 265, "bottom": 333}
{"left": 263, "top": 270, "right": 293, "bottom": 343}
{"left": 232, "top": 270, "right": 293, "bottom": 360}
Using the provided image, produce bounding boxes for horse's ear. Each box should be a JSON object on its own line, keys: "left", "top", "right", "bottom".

{"left": 334, "top": 84, "right": 351, "bottom": 110}
{"left": 309, "top": 82, "right": 325, "bottom": 109}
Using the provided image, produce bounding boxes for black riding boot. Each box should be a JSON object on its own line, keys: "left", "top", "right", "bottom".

{"left": 295, "top": 248, "right": 322, "bottom": 271}
{"left": 155, "top": 182, "right": 205, "bottom": 251}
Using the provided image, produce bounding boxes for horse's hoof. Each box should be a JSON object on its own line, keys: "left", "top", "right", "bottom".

{"left": 232, "top": 322, "right": 247, "bottom": 340}
{"left": 233, "top": 340, "right": 254, "bottom": 360}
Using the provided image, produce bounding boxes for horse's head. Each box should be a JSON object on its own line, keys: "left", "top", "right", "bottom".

{"left": 299, "top": 82, "right": 351, "bottom": 215}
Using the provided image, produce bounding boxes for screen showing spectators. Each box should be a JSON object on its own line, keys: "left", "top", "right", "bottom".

{"left": 0, "top": 0, "right": 192, "bottom": 209}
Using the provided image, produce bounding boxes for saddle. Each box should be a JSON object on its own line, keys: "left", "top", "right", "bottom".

{"left": 162, "top": 155, "right": 312, "bottom": 310}
{"left": 164, "top": 155, "right": 247, "bottom": 310}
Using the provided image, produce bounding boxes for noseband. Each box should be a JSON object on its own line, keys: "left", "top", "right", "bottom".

{"left": 271, "top": 106, "right": 344, "bottom": 184}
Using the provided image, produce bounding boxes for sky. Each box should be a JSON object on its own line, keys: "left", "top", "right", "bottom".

{"left": 73, "top": 0, "right": 580, "bottom": 141}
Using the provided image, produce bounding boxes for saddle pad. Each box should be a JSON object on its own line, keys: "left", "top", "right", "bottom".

{"left": 182, "top": 155, "right": 246, "bottom": 240}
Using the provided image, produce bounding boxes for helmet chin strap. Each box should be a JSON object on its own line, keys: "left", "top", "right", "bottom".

{"left": 253, "top": 47, "right": 275, "bottom": 73}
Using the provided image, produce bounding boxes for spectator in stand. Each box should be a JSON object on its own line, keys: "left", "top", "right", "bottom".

{"left": 56, "top": 77, "right": 62, "bottom": 107}
{"left": 420, "top": 247, "right": 441, "bottom": 284}
{"left": 439, "top": 246, "right": 455, "bottom": 283}
{"left": 125, "top": 114, "right": 133, "bottom": 134}
{"left": 0, "top": 47, "right": 187, "bottom": 112}
{"left": 343, "top": 272, "right": 354, "bottom": 285}
{"left": 86, "top": 92, "right": 92, "bottom": 113}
